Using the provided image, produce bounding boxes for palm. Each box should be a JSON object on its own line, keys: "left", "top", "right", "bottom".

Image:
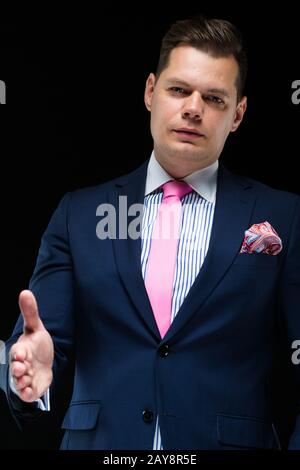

{"left": 16, "top": 328, "right": 54, "bottom": 398}
{"left": 10, "top": 290, "right": 54, "bottom": 402}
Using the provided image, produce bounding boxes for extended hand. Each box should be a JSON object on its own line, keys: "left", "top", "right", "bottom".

{"left": 10, "top": 290, "right": 54, "bottom": 402}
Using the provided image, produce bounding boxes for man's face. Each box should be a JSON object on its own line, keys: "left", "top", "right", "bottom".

{"left": 144, "top": 45, "right": 247, "bottom": 178}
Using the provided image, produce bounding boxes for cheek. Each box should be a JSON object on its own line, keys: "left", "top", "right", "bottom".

{"left": 211, "top": 114, "right": 233, "bottom": 138}
{"left": 150, "top": 109, "right": 164, "bottom": 140}
{"left": 155, "top": 96, "right": 178, "bottom": 118}
{"left": 151, "top": 105, "right": 170, "bottom": 132}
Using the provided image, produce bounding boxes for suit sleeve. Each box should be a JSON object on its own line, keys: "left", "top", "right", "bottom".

{"left": 0, "top": 192, "right": 75, "bottom": 426}
{"left": 279, "top": 196, "right": 300, "bottom": 449}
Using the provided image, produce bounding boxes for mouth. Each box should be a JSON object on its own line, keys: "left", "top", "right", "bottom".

{"left": 173, "top": 128, "right": 205, "bottom": 139}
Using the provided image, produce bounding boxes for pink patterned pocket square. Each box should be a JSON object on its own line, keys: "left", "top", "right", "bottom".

{"left": 240, "top": 221, "right": 282, "bottom": 255}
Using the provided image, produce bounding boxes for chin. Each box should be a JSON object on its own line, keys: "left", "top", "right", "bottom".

{"left": 171, "top": 146, "right": 203, "bottom": 161}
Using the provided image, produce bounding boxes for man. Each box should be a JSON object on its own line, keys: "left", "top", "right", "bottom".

{"left": 0, "top": 16, "right": 299, "bottom": 450}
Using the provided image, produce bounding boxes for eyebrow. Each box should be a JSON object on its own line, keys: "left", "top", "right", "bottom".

{"left": 206, "top": 88, "right": 230, "bottom": 98}
{"left": 165, "top": 78, "right": 230, "bottom": 98}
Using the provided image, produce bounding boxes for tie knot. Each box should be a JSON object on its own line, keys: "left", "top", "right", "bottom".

{"left": 161, "top": 180, "right": 193, "bottom": 201}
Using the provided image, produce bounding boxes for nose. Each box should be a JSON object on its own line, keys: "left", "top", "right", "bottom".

{"left": 182, "top": 92, "right": 204, "bottom": 121}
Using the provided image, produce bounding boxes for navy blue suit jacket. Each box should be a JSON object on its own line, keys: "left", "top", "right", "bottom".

{"left": 1, "top": 160, "right": 300, "bottom": 450}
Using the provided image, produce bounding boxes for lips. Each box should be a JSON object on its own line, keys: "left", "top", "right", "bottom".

{"left": 174, "top": 128, "right": 205, "bottom": 139}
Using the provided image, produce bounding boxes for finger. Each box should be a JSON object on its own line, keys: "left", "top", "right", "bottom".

{"left": 19, "top": 290, "right": 42, "bottom": 332}
{"left": 14, "top": 375, "right": 32, "bottom": 391}
{"left": 18, "top": 387, "right": 34, "bottom": 402}
{"left": 10, "top": 361, "right": 26, "bottom": 378}
{"left": 10, "top": 344, "right": 27, "bottom": 363}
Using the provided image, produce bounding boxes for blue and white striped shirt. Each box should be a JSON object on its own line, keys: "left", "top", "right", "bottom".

{"left": 141, "top": 152, "right": 218, "bottom": 450}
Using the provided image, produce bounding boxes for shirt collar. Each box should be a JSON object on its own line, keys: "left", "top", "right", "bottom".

{"left": 144, "top": 150, "right": 218, "bottom": 203}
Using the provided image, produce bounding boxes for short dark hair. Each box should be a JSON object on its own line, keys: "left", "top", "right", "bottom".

{"left": 156, "top": 16, "right": 248, "bottom": 102}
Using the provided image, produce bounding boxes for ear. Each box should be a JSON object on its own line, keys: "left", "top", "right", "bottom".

{"left": 231, "top": 96, "right": 247, "bottom": 132}
{"left": 144, "top": 73, "right": 156, "bottom": 111}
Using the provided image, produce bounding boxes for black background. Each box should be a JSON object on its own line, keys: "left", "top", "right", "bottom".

{"left": 0, "top": 9, "right": 299, "bottom": 450}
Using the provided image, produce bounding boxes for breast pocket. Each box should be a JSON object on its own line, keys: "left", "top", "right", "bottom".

{"left": 232, "top": 253, "right": 279, "bottom": 269}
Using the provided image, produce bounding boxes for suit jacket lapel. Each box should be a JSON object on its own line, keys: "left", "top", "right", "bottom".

{"left": 110, "top": 160, "right": 162, "bottom": 339}
{"left": 164, "top": 164, "right": 257, "bottom": 341}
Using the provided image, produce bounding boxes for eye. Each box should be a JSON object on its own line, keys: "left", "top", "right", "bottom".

{"left": 205, "top": 95, "right": 224, "bottom": 105}
{"left": 169, "top": 87, "right": 188, "bottom": 95}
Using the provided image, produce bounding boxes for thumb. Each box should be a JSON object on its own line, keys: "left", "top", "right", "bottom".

{"left": 19, "top": 290, "right": 43, "bottom": 333}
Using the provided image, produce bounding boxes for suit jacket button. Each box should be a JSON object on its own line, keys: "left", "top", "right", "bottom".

{"left": 142, "top": 409, "right": 154, "bottom": 423}
{"left": 158, "top": 344, "right": 169, "bottom": 357}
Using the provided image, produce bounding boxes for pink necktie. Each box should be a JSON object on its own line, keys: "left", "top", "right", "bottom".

{"left": 145, "top": 180, "right": 193, "bottom": 338}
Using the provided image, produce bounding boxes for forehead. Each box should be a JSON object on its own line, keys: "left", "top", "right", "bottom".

{"left": 159, "top": 45, "right": 239, "bottom": 93}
